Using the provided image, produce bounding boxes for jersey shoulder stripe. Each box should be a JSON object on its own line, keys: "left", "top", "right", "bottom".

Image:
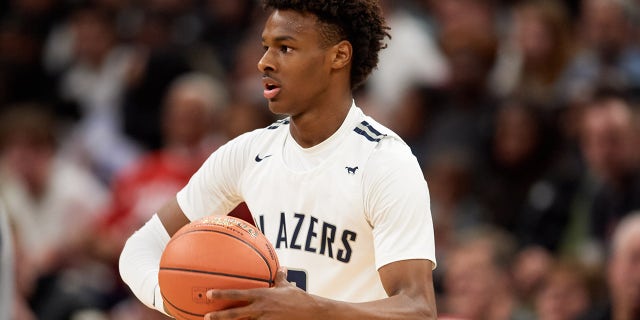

{"left": 266, "top": 118, "right": 290, "bottom": 130}
{"left": 353, "top": 121, "right": 387, "bottom": 142}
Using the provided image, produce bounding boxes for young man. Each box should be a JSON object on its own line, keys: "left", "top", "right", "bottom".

{"left": 119, "top": 1, "right": 437, "bottom": 319}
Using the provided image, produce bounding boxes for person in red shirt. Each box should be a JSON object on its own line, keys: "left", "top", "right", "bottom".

{"left": 97, "top": 72, "right": 253, "bottom": 263}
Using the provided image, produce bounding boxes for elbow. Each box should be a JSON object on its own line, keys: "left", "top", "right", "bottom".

{"left": 409, "top": 301, "right": 436, "bottom": 320}
{"left": 403, "top": 292, "right": 437, "bottom": 320}
{"left": 417, "top": 305, "right": 437, "bottom": 320}
{"left": 118, "top": 235, "right": 133, "bottom": 284}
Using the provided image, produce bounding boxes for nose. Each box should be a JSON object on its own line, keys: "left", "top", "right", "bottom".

{"left": 257, "top": 49, "right": 275, "bottom": 73}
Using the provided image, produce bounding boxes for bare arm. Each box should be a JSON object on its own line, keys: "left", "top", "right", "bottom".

{"left": 205, "top": 259, "right": 437, "bottom": 320}
{"left": 318, "top": 259, "right": 436, "bottom": 319}
{"left": 157, "top": 197, "right": 191, "bottom": 237}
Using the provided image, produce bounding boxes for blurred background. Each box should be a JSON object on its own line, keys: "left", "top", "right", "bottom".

{"left": 0, "top": 0, "right": 640, "bottom": 319}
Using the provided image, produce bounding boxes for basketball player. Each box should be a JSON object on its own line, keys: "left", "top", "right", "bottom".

{"left": 119, "top": 1, "right": 437, "bottom": 319}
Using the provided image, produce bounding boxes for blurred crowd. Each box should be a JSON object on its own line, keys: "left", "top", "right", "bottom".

{"left": 0, "top": 0, "right": 639, "bottom": 319}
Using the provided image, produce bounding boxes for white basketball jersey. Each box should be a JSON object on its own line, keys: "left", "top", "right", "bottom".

{"left": 177, "top": 103, "right": 435, "bottom": 303}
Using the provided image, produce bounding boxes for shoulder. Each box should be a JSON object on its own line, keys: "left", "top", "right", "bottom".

{"left": 350, "top": 110, "right": 406, "bottom": 149}
{"left": 351, "top": 115, "right": 416, "bottom": 168}
{"left": 349, "top": 112, "right": 422, "bottom": 181}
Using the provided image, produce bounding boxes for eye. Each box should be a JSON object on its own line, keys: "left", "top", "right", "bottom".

{"left": 280, "top": 45, "right": 292, "bottom": 53}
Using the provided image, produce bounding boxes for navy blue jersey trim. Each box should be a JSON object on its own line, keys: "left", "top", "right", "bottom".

{"left": 267, "top": 119, "right": 290, "bottom": 130}
{"left": 354, "top": 121, "right": 386, "bottom": 142}
{"left": 361, "top": 121, "right": 383, "bottom": 136}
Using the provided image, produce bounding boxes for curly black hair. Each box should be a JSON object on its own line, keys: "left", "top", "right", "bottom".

{"left": 262, "top": 0, "right": 391, "bottom": 89}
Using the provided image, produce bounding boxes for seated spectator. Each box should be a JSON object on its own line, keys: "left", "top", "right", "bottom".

{"left": 564, "top": 0, "right": 640, "bottom": 102}
{"left": 579, "top": 91, "right": 640, "bottom": 248}
{"left": 58, "top": 5, "right": 141, "bottom": 182}
{"left": 535, "top": 259, "right": 596, "bottom": 320}
{"left": 439, "top": 226, "right": 535, "bottom": 320}
{"left": 520, "top": 88, "right": 640, "bottom": 262}
{"left": 365, "top": 0, "right": 449, "bottom": 120}
{"left": 579, "top": 212, "right": 640, "bottom": 320}
{"left": 96, "top": 73, "right": 259, "bottom": 317}
{"left": 423, "top": 148, "right": 488, "bottom": 263}
{"left": 96, "top": 72, "right": 232, "bottom": 264}
{"left": 479, "top": 99, "right": 557, "bottom": 232}
{"left": 511, "top": 246, "right": 554, "bottom": 309}
{"left": 0, "top": 105, "right": 110, "bottom": 319}
{"left": 492, "top": 0, "right": 577, "bottom": 109}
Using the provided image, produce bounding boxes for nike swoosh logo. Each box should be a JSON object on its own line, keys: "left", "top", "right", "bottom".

{"left": 255, "top": 154, "right": 272, "bottom": 162}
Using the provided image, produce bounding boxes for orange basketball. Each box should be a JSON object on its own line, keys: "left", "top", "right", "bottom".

{"left": 159, "top": 215, "right": 279, "bottom": 320}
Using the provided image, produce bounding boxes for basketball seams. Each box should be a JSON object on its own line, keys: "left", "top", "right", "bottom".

{"left": 165, "top": 229, "right": 277, "bottom": 284}
{"left": 162, "top": 292, "right": 206, "bottom": 318}
{"left": 159, "top": 267, "right": 273, "bottom": 284}
{"left": 159, "top": 217, "right": 279, "bottom": 316}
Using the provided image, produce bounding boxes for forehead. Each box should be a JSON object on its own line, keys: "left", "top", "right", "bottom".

{"left": 614, "top": 223, "right": 640, "bottom": 254}
{"left": 262, "top": 9, "right": 321, "bottom": 41}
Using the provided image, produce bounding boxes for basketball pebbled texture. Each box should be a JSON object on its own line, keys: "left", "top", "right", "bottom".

{"left": 159, "top": 215, "right": 279, "bottom": 320}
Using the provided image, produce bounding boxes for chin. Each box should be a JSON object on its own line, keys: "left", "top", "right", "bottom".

{"left": 266, "top": 99, "right": 288, "bottom": 116}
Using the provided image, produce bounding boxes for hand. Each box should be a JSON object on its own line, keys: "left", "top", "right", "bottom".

{"left": 205, "top": 267, "right": 321, "bottom": 320}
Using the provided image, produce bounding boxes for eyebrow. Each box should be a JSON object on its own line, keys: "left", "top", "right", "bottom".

{"left": 262, "top": 35, "right": 297, "bottom": 43}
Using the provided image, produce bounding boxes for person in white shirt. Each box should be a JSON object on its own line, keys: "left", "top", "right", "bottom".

{"left": 119, "top": 1, "right": 437, "bottom": 319}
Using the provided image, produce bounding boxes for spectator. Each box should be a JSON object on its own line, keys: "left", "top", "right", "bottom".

{"left": 385, "top": 84, "right": 443, "bottom": 165}
{"left": 0, "top": 17, "right": 56, "bottom": 109}
{"left": 423, "top": 147, "right": 489, "bottom": 295}
{"left": 492, "top": 0, "right": 577, "bottom": 109}
{"left": 0, "top": 105, "right": 110, "bottom": 319}
{"left": 200, "top": 0, "right": 258, "bottom": 74}
{"left": 579, "top": 91, "right": 640, "bottom": 247}
{"left": 579, "top": 212, "right": 640, "bottom": 320}
{"left": 439, "top": 226, "right": 535, "bottom": 320}
{"left": 479, "top": 99, "right": 556, "bottom": 232}
{"left": 1, "top": 200, "right": 36, "bottom": 320}
{"left": 421, "top": 21, "right": 499, "bottom": 168}
{"left": 365, "top": 0, "right": 449, "bottom": 121}
{"left": 516, "top": 88, "right": 640, "bottom": 264}
{"left": 120, "top": 10, "right": 193, "bottom": 151}
{"left": 222, "top": 98, "right": 277, "bottom": 140}
{"left": 511, "top": 246, "right": 555, "bottom": 309}
{"left": 423, "top": 148, "right": 487, "bottom": 262}
{"left": 58, "top": 5, "right": 141, "bottom": 182}
{"left": 565, "top": 0, "right": 640, "bottom": 101}
{"left": 97, "top": 72, "right": 231, "bottom": 264}
{"left": 535, "top": 258, "right": 596, "bottom": 320}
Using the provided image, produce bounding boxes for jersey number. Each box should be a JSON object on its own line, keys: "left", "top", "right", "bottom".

{"left": 286, "top": 269, "right": 307, "bottom": 291}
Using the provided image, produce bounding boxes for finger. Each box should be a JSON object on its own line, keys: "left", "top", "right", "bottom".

{"left": 205, "top": 305, "right": 256, "bottom": 320}
{"left": 207, "top": 289, "right": 256, "bottom": 301}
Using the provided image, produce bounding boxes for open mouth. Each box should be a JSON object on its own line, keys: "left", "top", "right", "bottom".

{"left": 262, "top": 77, "right": 281, "bottom": 99}
{"left": 266, "top": 83, "right": 278, "bottom": 90}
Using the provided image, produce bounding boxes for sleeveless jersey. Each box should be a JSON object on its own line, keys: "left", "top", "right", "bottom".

{"left": 177, "top": 104, "right": 436, "bottom": 302}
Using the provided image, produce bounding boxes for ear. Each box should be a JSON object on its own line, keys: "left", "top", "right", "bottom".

{"left": 330, "top": 40, "right": 352, "bottom": 70}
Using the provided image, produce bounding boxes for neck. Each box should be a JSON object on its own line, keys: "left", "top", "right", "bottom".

{"left": 289, "top": 91, "right": 353, "bottom": 148}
